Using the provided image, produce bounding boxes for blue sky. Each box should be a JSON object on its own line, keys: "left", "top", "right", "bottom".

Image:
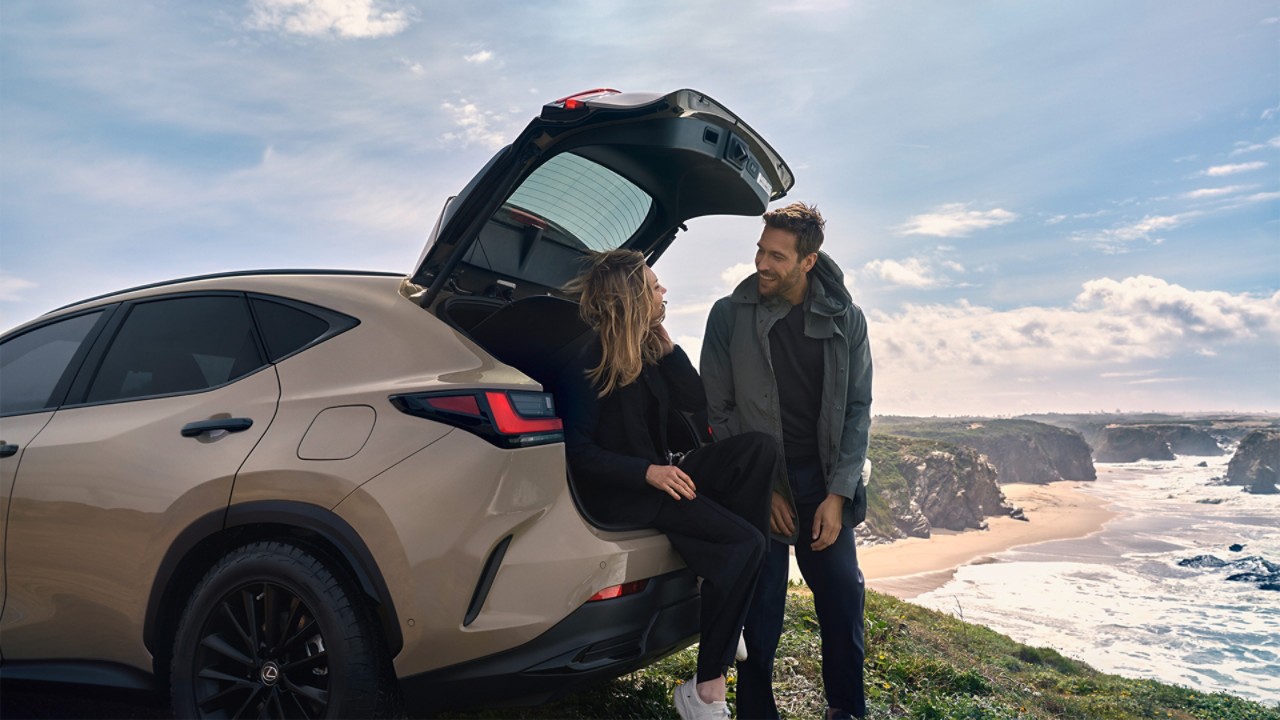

{"left": 2, "top": 0, "right": 1276, "bottom": 415}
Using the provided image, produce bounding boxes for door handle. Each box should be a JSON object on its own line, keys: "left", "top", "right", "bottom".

{"left": 0, "top": 443, "right": 18, "bottom": 458}
{"left": 181, "top": 418, "right": 254, "bottom": 438}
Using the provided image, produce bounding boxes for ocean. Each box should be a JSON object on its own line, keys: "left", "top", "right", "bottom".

{"left": 911, "top": 453, "right": 1280, "bottom": 707}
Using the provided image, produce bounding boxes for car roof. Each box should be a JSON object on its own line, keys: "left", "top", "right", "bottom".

{"left": 48, "top": 269, "right": 404, "bottom": 316}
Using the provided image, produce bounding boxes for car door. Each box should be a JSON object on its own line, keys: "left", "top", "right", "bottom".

{"left": 0, "top": 293, "right": 279, "bottom": 672}
{"left": 0, "top": 308, "right": 113, "bottom": 649}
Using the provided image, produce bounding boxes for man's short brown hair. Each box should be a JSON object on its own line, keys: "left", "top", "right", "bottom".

{"left": 763, "top": 202, "right": 825, "bottom": 259}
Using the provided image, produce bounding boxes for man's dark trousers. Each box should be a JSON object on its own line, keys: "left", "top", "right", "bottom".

{"left": 736, "top": 463, "right": 866, "bottom": 719}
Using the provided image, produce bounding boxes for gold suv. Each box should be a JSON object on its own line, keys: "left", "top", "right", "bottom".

{"left": 0, "top": 89, "right": 793, "bottom": 718}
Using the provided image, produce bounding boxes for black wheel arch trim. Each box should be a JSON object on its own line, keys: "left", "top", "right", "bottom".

{"left": 143, "top": 500, "right": 403, "bottom": 662}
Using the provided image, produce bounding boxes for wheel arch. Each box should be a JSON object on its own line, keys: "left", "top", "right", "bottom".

{"left": 144, "top": 500, "right": 404, "bottom": 680}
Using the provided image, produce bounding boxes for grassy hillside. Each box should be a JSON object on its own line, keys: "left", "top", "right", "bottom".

{"left": 443, "top": 587, "right": 1279, "bottom": 720}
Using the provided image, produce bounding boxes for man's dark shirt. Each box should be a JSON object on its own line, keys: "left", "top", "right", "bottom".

{"left": 768, "top": 300, "right": 824, "bottom": 462}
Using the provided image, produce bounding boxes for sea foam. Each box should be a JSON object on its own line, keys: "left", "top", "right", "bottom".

{"left": 912, "top": 454, "right": 1280, "bottom": 705}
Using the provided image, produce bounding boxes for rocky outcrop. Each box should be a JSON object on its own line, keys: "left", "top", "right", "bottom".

{"left": 1093, "top": 425, "right": 1175, "bottom": 462}
{"left": 1225, "top": 430, "right": 1280, "bottom": 495}
{"left": 861, "top": 435, "right": 1016, "bottom": 541}
{"left": 872, "top": 418, "right": 1096, "bottom": 484}
{"left": 1150, "top": 425, "right": 1225, "bottom": 455}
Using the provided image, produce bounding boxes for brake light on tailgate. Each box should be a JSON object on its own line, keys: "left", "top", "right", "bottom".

{"left": 391, "top": 390, "right": 563, "bottom": 448}
{"left": 541, "top": 88, "right": 621, "bottom": 120}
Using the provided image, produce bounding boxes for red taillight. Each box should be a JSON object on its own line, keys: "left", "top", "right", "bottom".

{"left": 587, "top": 579, "right": 649, "bottom": 602}
{"left": 485, "top": 391, "right": 563, "bottom": 434}
{"left": 425, "top": 395, "right": 482, "bottom": 416}
{"left": 390, "top": 390, "right": 563, "bottom": 448}
{"left": 549, "top": 87, "right": 620, "bottom": 110}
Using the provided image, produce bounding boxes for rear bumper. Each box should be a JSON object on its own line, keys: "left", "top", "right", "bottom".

{"left": 399, "top": 568, "right": 699, "bottom": 712}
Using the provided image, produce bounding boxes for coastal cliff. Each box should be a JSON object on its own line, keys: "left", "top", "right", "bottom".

{"left": 1225, "top": 429, "right": 1280, "bottom": 495}
{"left": 862, "top": 434, "right": 1016, "bottom": 541}
{"left": 1094, "top": 424, "right": 1225, "bottom": 462}
{"left": 872, "top": 417, "right": 1096, "bottom": 484}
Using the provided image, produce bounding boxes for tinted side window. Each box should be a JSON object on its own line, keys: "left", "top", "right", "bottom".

{"left": 86, "top": 296, "right": 264, "bottom": 403}
{"left": 0, "top": 312, "right": 103, "bottom": 415}
{"left": 252, "top": 298, "right": 331, "bottom": 362}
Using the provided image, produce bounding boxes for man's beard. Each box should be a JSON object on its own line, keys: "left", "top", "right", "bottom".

{"left": 759, "top": 265, "right": 803, "bottom": 299}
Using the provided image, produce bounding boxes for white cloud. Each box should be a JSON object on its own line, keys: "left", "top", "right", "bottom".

{"left": 1073, "top": 213, "right": 1195, "bottom": 253}
{"left": 439, "top": 99, "right": 508, "bottom": 150}
{"left": 401, "top": 59, "right": 424, "bottom": 75}
{"left": 895, "top": 203, "right": 1017, "bottom": 237}
{"left": 464, "top": 50, "right": 494, "bottom": 64}
{"left": 719, "top": 263, "right": 755, "bottom": 289}
{"left": 1100, "top": 370, "right": 1157, "bottom": 378}
{"left": 863, "top": 277, "right": 1280, "bottom": 412}
{"left": 864, "top": 257, "right": 944, "bottom": 288}
{"left": 1181, "top": 185, "right": 1253, "bottom": 199}
{"left": 0, "top": 275, "right": 38, "bottom": 302}
{"left": 1127, "top": 377, "right": 1192, "bottom": 385}
{"left": 1242, "top": 191, "right": 1280, "bottom": 204}
{"left": 1203, "top": 161, "right": 1268, "bottom": 176}
{"left": 247, "top": 0, "right": 411, "bottom": 39}
{"left": 1230, "top": 136, "right": 1280, "bottom": 156}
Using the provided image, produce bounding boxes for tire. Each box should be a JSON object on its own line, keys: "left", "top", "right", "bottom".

{"left": 170, "top": 541, "right": 398, "bottom": 719}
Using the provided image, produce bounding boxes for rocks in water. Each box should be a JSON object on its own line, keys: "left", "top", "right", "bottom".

{"left": 1229, "top": 543, "right": 1245, "bottom": 552}
{"left": 1196, "top": 461, "right": 1209, "bottom": 468}
{"left": 1177, "top": 554, "right": 1280, "bottom": 591}
{"left": 1178, "top": 554, "right": 1228, "bottom": 568}
{"left": 1225, "top": 430, "right": 1280, "bottom": 494}
{"left": 1195, "top": 498, "right": 1225, "bottom": 504}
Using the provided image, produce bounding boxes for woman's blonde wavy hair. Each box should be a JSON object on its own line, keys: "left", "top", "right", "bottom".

{"left": 566, "top": 249, "right": 664, "bottom": 397}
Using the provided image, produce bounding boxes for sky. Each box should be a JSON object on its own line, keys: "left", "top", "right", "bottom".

{"left": 1, "top": 0, "right": 1277, "bottom": 416}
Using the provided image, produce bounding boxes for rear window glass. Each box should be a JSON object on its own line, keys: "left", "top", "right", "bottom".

{"left": 504, "top": 153, "right": 653, "bottom": 251}
{"left": 0, "top": 311, "right": 103, "bottom": 415}
{"left": 86, "top": 296, "right": 264, "bottom": 403}
{"left": 252, "top": 298, "right": 331, "bottom": 362}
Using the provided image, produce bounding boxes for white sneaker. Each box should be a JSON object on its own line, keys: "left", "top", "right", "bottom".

{"left": 735, "top": 632, "right": 748, "bottom": 662}
{"left": 674, "top": 678, "right": 731, "bottom": 719}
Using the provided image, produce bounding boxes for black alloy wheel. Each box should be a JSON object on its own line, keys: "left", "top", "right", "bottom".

{"left": 171, "top": 541, "right": 395, "bottom": 719}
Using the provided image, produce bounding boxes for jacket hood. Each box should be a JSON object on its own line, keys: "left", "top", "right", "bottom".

{"left": 730, "top": 251, "right": 851, "bottom": 316}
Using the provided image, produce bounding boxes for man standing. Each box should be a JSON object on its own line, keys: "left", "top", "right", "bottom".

{"left": 700, "top": 202, "right": 872, "bottom": 719}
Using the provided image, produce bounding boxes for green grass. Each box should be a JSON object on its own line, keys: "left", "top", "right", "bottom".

{"left": 440, "top": 587, "right": 1280, "bottom": 719}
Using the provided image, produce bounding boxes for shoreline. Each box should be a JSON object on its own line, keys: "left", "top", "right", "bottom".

{"left": 790, "top": 481, "right": 1117, "bottom": 599}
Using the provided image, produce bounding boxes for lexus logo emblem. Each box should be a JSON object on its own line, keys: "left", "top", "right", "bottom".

{"left": 260, "top": 662, "right": 281, "bottom": 686}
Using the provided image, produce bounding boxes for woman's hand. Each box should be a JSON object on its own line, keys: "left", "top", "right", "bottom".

{"left": 653, "top": 323, "right": 675, "bottom": 356}
{"left": 646, "top": 463, "right": 696, "bottom": 500}
{"left": 770, "top": 491, "right": 796, "bottom": 536}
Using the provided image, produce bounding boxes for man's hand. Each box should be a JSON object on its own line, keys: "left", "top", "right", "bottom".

{"left": 646, "top": 464, "right": 696, "bottom": 500}
{"left": 811, "top": 493, "right": 845, "bottom": 551}
{"left": 653, "top": 323, "right": 675, "bottom": 356}
{"left": 770, "top": 491, "right": 796, "bottom": 536}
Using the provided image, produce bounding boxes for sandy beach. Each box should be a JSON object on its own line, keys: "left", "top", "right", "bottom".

{"left": 791, "top": 481, "right": 1117, "bottom": 599}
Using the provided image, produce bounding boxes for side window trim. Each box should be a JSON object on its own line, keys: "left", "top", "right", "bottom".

{"left": 246, "top": 293, "right": 360, "bottom": 364}
{"left": 60, "top": 291, "right": 269, "bottom": 410}
{"left": 0, "top": 305, "right": 118, "bottom": 418}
